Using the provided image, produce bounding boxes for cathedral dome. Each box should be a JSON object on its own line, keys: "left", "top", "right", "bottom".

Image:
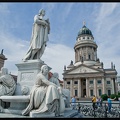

{"left": 78, "top": 25, "right": 93, "bottom": 37}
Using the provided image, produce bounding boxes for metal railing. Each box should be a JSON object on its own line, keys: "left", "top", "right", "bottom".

{"left": 70, "top": 101, "right": 120, "bottom": 118}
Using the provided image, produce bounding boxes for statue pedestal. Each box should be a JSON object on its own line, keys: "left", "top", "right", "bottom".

{"left": 0, "top": 59, "right": 52, "bottom": 115}
{"left": 15, "top": 59, "right": 51, "bottom": 95}
{"left": 30, "top": 111, "right": 55, "bottom": 118}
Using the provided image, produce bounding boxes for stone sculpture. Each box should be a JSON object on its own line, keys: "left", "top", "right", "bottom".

{"left": 23, "top": 9, "right": 50, "bottom": 61}
{"left": 22, "top": 65, "right": 65, "bottom": 116}
{"left": 49, "top": 72, "right": 70, "bottom": 108}
{"left": 0, "top": 67, "right": 16, "bottom": 96}
{"left": 49, "top": 72, "right": 61, "bottom": 86}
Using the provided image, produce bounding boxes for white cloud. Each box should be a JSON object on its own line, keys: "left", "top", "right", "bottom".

{"left": 60, "top": 3, "right": 74, "bottom": 22}
{"left": 95, "top": 3, "right": 119, "bottom": 34}
{"left": 42, "top": 43, "right": 74, "bottom": 80}
{"left": 1, "top": 3, "right": 120, "bottom": 81}
{"left": 41, "top": 2, "right": 57, "bottom": 16}
{"left": 94, "top": 2, "right": 120, "bottom": 76}
{"left": 1, "top": 32, "right": 29, "bottom": 75}
{"left": 0, "top": 29, "right": 74, "bottom": 80}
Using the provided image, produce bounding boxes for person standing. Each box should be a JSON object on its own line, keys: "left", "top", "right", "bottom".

{"left": 92, "top": 95, "right": 96, "bottom": 110}
{"left": 71, "top": 96, "right": 76, "bottom": 110}
{"left": 107, "top": 96, "right": 116, "bottom": 113}
{"left": 99, "top": 97, "right": 103, "bottom": 107}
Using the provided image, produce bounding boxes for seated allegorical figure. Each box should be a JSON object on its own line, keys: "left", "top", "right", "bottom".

{"left": 49, "top": 72, "right": 70, "bottom": 108}
{"left": 0, "top": 67, "right": 16, "bottom": 96}
{"left": 22, "top": 65, "right": 65, "bottom": 116}
{"left": 49, "top": 72, "right": 61, "bottom": 87}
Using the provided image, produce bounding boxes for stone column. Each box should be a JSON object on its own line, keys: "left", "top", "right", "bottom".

{"left": 78, "top": 79, "right": 80, "bottom": 98}
{"left": 86, "top": 47, "right": 88, "bottom": 60}
{"left": 95, "top": 49, "right": 97, "bottom": 61}
{"left": 94, "top": 78, "right": 97, "bottom": 96}
{"left": 78, "top": 79, "right": 81, "bottom": 98}
{"left": 70, "top": 79, "right": 73, "bottom": 97}
{"left": 102, "top": 78, "right": 105, "bottom": 94}
{"left": 77, "top": 49, "right": 80, "bottom": 61}
{"left": 80, "top": 79, "right": 82, "bottom": 97}
{"left": 63, "top": 80, "right": 66, "bottom": 89}
{"left": 111, "top": 78, "right": 114, "bottom": 94}
{"left": 63, "top": 80, "right": 64, "bottom": 89}
{"left": 75, "top": 50, "right": 77, "bottom": 63}
{"left": 86, "top": 78, "right": 89, "bottom": 97}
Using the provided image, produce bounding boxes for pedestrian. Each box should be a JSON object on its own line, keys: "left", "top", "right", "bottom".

{"left": 71, "top": 96, "right": 76, "bottom": 110}
{"left": 99, "top": 97, "right": 103, "bottom": 107}
{"left": 118, "top": 97, "right": 120, "bottom": 106}
{"left": 96, "top": 96, "right": 99, "bottom": 107}
{"left": 92, "top": 95, "right": 97, "bottom": 110}
{"left": 107, "top": 96, "right": 116, "bottom": 113}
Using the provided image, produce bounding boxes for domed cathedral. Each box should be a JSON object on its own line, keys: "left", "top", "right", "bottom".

{"left": 63, "top": 22, "right": 118, "bottom": 100}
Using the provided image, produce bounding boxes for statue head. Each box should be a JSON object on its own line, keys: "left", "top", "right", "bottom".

{"left": 53, "top": 72, "right": 59, "bottom": 79}
{"left": 39, "top": 9, "right": 45, "bottom": 17}
{"left": 41, "top": 65, "right": 48, "bottom": 75}
{"left": 1, "top": 67, "right": 8, "bottom": 75}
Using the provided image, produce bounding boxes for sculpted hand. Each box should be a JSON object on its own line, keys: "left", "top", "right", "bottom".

{"left": 57, "top": 87, "right": 62, "bottom": 94}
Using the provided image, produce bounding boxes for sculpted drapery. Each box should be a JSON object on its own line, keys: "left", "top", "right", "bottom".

{"left": 0, "top": 67, "right": 16, "bottom": 96}
{"left": 22, "top": 65, "right": 65, "bottom": 116}
{"left": 23, "top": 9, "right": 50, "bottom": 61}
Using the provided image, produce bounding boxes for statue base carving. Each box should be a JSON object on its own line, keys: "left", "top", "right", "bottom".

{"left": 0, "top": 59, "right": 51, "bottom": 116}
{"left": 15, "top": 59, "right": 51, "bottom": 95}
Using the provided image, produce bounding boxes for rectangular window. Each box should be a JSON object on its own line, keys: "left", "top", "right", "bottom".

{"left": 74, "top": 81, "right": 78, "bottom": 84}
{"left": 98, "top": 89, "right": 102, "bottom": 96}
{"left": 89, "top": 80, "right": 93, "bottom": 84}
{"left": 90, "top": 89, "right": 93, "bottom": 96}
{"left": 67, "top": 81, "right": 70, "bottom": 84}
{"left": 75, "top": 90, "right": 78, "bottom": 96}
{"left": 107, "top": 81, "right": 110, "bottom": 84}
{"left": 97, "top": 80, "right": 101, "bottom": 84}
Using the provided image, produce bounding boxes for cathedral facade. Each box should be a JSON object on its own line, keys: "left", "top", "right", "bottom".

{"left": 63, "top": 24, "right": 118, "bottom": 99}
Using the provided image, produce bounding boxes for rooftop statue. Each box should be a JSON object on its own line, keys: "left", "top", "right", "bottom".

{"left": 23, "top": 9, "right": 50, "bottom": 61}
{"left": 0, "top": 67, "right": 16, "bottom": 96}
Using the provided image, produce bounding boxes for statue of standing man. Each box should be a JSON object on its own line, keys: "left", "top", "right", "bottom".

{"left": 23, "top": 9, "right": 50, "bottom": 61}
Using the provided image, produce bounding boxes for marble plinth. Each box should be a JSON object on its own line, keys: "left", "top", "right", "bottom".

{"left": 15, "top": 59, "right": 51, "bottom": 95}
{"left": 30, "top": 111, "right": 55, "bottom": 118}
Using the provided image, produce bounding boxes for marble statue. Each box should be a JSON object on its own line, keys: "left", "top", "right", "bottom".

{"left": 23, "top": 9, "right": 50, "bottom": 61}
{"left": 49, "top": 72, "right": 61, "bottom": 86}
{"left": 22, "top": 65, "right": 65, "bottom": 116}
{"left": 0, "top": 67, "right": 16, "bottom": 96}
{"left": 49, "top": 72, "right": 70, "bottom": 108}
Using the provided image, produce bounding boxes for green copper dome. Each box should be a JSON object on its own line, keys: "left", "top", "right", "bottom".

{"left": 78, "top": 25, "right": 93, "bottom": 37}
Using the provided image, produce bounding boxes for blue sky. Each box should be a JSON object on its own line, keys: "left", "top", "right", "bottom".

{"left": 0, "top": 2, "right": 120, "bottom": 80}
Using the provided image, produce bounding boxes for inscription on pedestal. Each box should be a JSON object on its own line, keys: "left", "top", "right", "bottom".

{"left": 21, "top": 72, "right": 34, "bottom": 81}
